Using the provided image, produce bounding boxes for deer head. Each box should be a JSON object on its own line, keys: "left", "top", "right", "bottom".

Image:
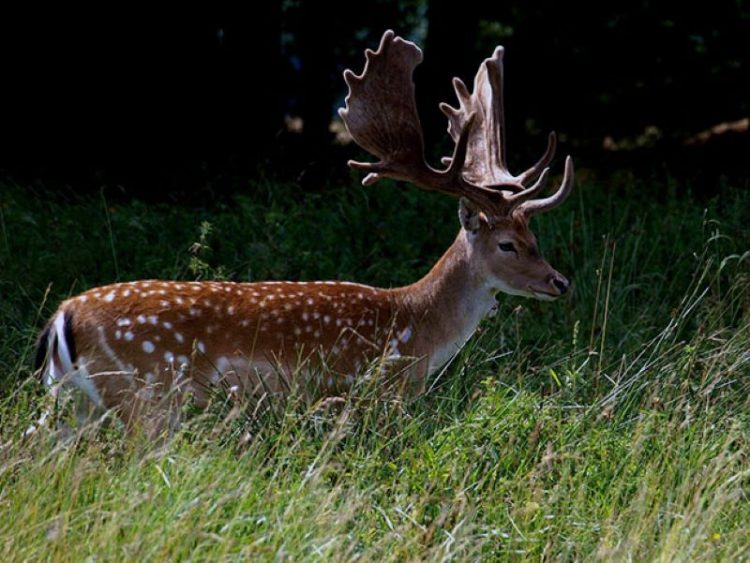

{"left": 339, "top": 30, "right": 574, "bottom": 300}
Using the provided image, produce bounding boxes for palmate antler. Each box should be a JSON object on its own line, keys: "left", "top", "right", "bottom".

{"left": 339, "top": 30, "right": 574, "bottom": 219}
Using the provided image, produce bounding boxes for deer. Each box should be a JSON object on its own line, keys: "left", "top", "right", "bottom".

{"left": 32, "top": 30, "right": 573, "bottom": 436}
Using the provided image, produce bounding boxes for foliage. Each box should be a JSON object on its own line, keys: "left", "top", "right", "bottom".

{"left": 0, "top": 175, "right": 749, "bottom": 559}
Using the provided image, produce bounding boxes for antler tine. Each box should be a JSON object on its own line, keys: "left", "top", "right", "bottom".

{"left": 505, "top": 167, "right": 550, "bottom": 206}
{"left": 514, "top": 156, "right": 575, "bottom": 218}
{"left": 516, "top": 132, "right": 558, "bottom": 185}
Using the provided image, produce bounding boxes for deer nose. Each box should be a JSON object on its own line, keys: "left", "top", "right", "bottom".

{"left": 551, "top": 276, "right": 569, "bottom": 295}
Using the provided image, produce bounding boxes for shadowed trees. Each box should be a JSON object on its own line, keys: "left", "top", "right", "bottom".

{"left": 1, "top": 2, "right": 747, "bottom": 196}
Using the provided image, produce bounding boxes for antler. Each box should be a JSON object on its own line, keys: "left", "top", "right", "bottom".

{"left": 339, "top": 30, "right": 574, "bottom": 219}
{"left": 338, "top": 30, "right": 509, "bottom": 215}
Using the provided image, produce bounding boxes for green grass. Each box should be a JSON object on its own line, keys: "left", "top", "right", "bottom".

{"left": 0, "top": 173, "right": 748, "bottom": 560}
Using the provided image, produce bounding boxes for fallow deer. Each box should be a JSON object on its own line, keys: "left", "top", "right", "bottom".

{"left": 33, "top": 30, "right": 573, "bottom": 434}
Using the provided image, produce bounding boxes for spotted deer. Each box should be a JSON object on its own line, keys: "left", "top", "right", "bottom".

{"left": 33, "top": 30, "right": 573, "bottom": 434}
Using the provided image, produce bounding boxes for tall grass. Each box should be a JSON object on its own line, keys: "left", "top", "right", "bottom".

{"left": 0, "top": 174, "right": 748, "bottom": 560}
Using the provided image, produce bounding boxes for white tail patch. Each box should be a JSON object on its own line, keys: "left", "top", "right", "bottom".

{"left": 43, "top": 312, "right": 106, "bottom": 411}
{"left": 52, "top": 312, "right": 74, "bottom": 375}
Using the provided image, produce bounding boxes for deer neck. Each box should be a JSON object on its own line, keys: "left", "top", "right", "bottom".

{"left": 393, "top": 229, "right": 497, "bottom": 372}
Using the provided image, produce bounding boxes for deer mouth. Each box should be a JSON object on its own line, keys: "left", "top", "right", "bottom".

{"left": 529, "top": 288, "right": 559, "bottom": 301}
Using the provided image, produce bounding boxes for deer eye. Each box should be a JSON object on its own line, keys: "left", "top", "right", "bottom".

{"left": 498, "top": 242, "right": 516, "bottom": 253}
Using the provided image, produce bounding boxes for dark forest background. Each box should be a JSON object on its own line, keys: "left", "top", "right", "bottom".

{"left": 1, "top": 2, "right": 748, "bottom": 198}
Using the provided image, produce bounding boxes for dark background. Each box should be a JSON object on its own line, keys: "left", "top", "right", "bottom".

{"left": 1, "top": 2, "right": 748, "bottom": 198}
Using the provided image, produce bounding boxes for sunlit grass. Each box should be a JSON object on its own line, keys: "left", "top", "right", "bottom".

{"left": 0, "top": 175, "right": 748, "bottom": 559}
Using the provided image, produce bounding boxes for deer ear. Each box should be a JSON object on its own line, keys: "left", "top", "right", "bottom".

{"left": 458, "top": 197, "right": 485, "bottom": 233}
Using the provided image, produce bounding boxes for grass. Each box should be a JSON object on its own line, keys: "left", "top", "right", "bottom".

{"left": 0, "top": 172, "right": 749, "bottom": 560}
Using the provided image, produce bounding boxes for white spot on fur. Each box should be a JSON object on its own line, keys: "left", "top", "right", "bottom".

{"left": 137, "top": 315, "right": 147, "bottom": 324}
{"left": 174, "top": 332, "right": 184, "bottom": 343}
{"left": 227, "top": 305, "right": 235, "bottom": 315}
{"left": 117, "top": 318, "right": 131, "bottom": 327}
{"left": 78, "top": 295, "right": 88, "bottom": 303}
{"left": 196, "top": 341, "right": 206, "bottom": 353}
{"left": 115, "top": 330, "right": 122, "bottom": 340}
{"left": 189, "top": 308, "right": 201, "bottom": 316}
{"left": 164, "top": 351, "right": 174, "bottom": 363}
{"left": 124, "top": 331, "right": 134, "bottom": 341}
{"left": 122, "top": 289, "right": 131, "bottom": 298}
{"left": 145, "top": 372, "right": 156, "bottom": 384}
{"left": 142, "top": 341, "right": 155, "bottom": 353}
{"left": 148, "top": 315, "right": 158, "bottom": 325}
{"left": 163, "top": 321, "right": 173, "bottom": 330}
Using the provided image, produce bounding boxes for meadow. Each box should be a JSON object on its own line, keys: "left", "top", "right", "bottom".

{"left": 0, "top": 172, "right": 748, "bottom": 560}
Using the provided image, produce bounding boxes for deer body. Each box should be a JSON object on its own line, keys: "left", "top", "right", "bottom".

{"left": 39, "top": 230, "right": 506, "bottom": 414}
{"left": 34, "top": 30, "right": 574, "bottom": 433}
